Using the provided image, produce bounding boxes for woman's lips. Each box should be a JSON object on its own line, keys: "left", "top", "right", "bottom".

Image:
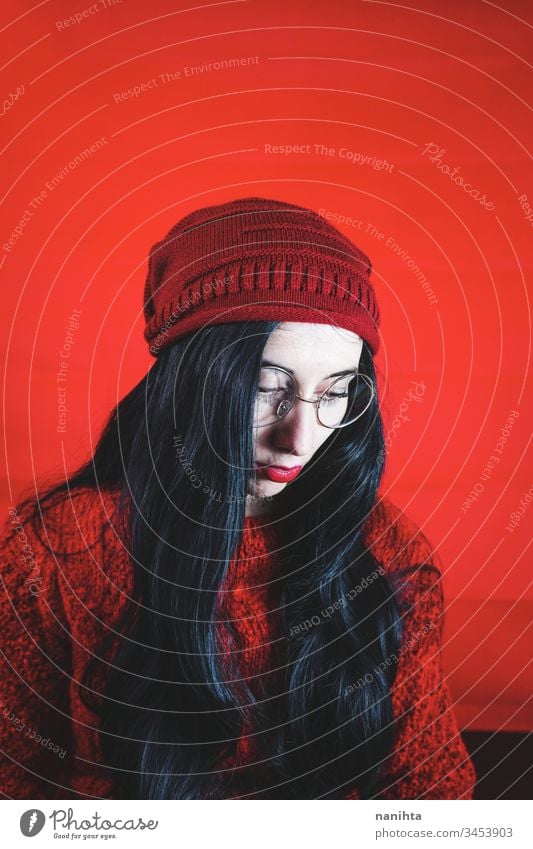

{"left": 255, "top": 463, "right": 303, "bottom": 483}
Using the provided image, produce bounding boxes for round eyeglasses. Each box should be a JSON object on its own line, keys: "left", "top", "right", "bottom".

{"left": 253, "top": 366, "right": 375, "bottom": 429}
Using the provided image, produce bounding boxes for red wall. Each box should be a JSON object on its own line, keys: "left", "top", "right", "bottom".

{"left": 1, "top": 0, "right": 531, "bottom": 731}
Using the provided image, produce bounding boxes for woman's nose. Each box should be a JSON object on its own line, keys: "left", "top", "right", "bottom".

{"left": 274, "top": 397, "right": 317, "bottom": 456}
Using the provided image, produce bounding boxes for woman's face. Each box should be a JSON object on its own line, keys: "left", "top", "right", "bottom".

{"left": 246, "top": 322, "right": 364, "bottom": 517}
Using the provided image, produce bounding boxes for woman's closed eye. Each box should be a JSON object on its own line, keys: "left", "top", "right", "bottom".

{"left": 321, "top": 390, "right": 349, "bottom": 402}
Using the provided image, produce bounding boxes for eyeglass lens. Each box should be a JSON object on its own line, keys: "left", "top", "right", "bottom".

{"left": 253, "top": 367, "right": 373, "bottom": 428}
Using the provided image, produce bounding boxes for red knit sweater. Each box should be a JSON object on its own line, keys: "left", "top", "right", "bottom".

{"left": 0, "top": 487, "right": 476, "bottom": 800}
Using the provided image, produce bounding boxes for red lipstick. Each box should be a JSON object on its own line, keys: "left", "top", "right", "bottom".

{"left": 255, "top": 463, "right": 303, "bottom": 483}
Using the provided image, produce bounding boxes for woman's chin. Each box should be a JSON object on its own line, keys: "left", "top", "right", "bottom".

{"left": 246, "top": 478, "right": 286, "bottom": 508}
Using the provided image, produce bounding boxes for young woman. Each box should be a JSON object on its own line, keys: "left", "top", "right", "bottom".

{"left": 0, "top": 196, "right": 476, "bottom": 800}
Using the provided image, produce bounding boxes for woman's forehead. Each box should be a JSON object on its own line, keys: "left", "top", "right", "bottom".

{"left": 262, "top": 322, "right": 363, "bottom": 365}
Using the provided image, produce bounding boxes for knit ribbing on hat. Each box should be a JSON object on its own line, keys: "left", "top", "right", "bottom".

{"left": 143, "top": 197, "right": 380, "bottom": 356}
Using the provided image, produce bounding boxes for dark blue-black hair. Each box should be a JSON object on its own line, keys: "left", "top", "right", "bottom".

{"left": 20, "top": 320, "right": 404, "bottom": 799}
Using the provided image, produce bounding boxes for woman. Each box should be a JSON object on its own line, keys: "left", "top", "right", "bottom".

{"left": 0, "top": 196, "right": 476, "bottom": 800}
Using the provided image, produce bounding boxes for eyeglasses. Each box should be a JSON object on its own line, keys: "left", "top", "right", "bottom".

{"left": 253, "top": 366, "right": 375, "bottom": 429}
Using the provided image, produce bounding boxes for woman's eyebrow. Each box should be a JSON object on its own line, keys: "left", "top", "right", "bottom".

{"left": 261, "top": 360, "right": 357, "bottom": 378}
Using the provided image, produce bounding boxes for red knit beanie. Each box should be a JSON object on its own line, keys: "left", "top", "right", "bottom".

{"left": 143, "top": 196, "right": 380, "bottom": 356}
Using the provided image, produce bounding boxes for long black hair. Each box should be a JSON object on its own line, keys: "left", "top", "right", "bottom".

{"left": 16, "top": 320, "right": 404, "bottom": 799}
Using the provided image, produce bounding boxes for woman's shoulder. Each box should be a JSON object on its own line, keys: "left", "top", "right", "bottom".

{"left": 361, "top": 495, "right": 443, "bottom": 613}
{"left": 4, "top": 483, "right": 120, "bottom": 546}
{"left": 1, "top": 483, "right": 126, "bottom": 569}
{"left": 362, "top": 496, "right": 438, "bottom": 568}
{"left": 1, "top": 483, "right": 132, "bottom": 627}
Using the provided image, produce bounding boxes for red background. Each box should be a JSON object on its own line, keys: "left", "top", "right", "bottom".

{"left": 1, "top": 0, "right": 531, "bottom": 732}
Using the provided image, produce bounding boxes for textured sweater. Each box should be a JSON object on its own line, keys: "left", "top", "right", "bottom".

{"left": 0, "top": 486, "right": 476, "bottom": 800}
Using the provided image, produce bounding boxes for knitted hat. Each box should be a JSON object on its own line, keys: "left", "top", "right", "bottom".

{"left": 143, "top": 196, "right": 380, "bottom": 356}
